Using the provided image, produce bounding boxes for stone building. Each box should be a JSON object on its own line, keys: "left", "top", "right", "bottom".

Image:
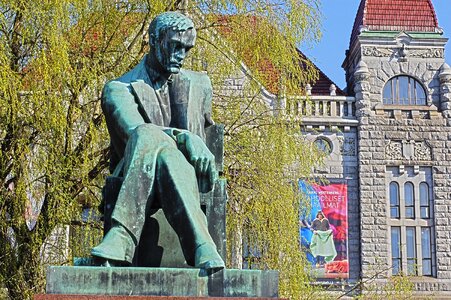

{"left": 289, "top": 0, "right": 451, "bottom": 295}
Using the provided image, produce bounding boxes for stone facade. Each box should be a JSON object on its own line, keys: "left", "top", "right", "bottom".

{"left": 339, "top": 23, "right": 451, "bottom": 294}
{"left": 205, "top": 2, "right": 451, "bottom": 295}
{"left": 303, "top": 126, "right": 360, "bottom": 281}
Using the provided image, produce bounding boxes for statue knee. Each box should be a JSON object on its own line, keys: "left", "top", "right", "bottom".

{"left": 133, "top": 124, "right": 162, "bottom": 139}
{"left": 157, "top": 148, "right": 194, "bottom": 174}
{"left": 130, "top": 124, "right": 176, "bottom": 148}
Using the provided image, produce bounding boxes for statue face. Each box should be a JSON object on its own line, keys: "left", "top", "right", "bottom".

{"left": 152, "top": 28, "right": 196, "bottom": 74}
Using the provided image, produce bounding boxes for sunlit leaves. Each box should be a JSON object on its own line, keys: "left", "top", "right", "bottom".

{"left": 0, "top": 0, "right": 322, "bottom": 298}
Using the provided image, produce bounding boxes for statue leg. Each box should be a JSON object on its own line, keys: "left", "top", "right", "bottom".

{"left": 156, "top": 146, "right": 224, "bottom": 269}
{"left": 92, "top": 124, "right": 223, "bottom": 269}
{"left": 92, "top": 124, "right": 174, "bottom": 264}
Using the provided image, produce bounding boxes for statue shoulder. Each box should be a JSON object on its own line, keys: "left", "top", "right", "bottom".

{"left": 115, "top": 56, "right": 148, "bottom": 84}
{"left": 102, "top": 80, "right": 133, "bottom": 105}
{"left": 102, "top": 56, "right": 148, "bottom": 98}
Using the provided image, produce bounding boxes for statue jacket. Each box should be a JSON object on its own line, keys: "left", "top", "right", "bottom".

{"left": 101, "top": 55, "right": 214, "bottom": 174}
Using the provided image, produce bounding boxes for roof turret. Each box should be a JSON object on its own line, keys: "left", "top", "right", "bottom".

{"left": 350, "top": 0, "right": 440, "bottom": 47}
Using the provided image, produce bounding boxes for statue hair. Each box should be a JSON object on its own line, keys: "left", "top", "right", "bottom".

{"left": 148, "top": 11, "right": 195, "bottom": 41}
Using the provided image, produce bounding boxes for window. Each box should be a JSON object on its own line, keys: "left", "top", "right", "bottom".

{"left": 404, "top": 182, "right": 415, "bottom": 219}
{"left": 391, "top": 227, "right": 402, "bottom": 275}
{"left": 420, "top": 182, "right": 430, "bottom": 219}
{"left": 314, "top": 137, "right": 332, "bottom": 155}
{"left": 421, "top": 227, "right": 436, "bottom": 276}
{"left": 383, "top": 76, "right": 427, "bottom": 105}
{"left": 389, "top": 182, "right": 400, "bottom": 219}
{"left": 386, "top": 166, "right": 435, "bottom": 277}
{"left": 406, "top": 227, "right": 416, "bottom": 275}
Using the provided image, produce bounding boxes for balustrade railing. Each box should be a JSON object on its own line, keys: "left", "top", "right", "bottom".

{"left": 284, "top": 96, "right": 357, "bottom": 119}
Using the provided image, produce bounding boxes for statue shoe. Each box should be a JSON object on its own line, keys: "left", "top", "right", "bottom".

{"left": 194, "top": 243, "right": 225, "bottom": 271}
{"left": 91, "top": 225, "right": 135, "bottom": 265}
{"left": 93, "top": 257, "right": 129, "bottom": 267}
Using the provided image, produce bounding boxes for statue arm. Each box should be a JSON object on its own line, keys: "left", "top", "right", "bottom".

{"left": 102, "top": 81, "right": 147, "bottom": 144}
{"left": 102, "top": 80, "right": 192, "bottom": 143}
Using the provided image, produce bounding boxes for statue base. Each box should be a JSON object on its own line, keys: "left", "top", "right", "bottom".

{"left": 40, "top": 266, "right": 279, "bottom": 298}
{"left": 35, "top": 296, "right": 280, "bottom": 299}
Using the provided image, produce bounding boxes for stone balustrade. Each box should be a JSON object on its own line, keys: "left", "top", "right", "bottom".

{"left": 282, "top": 96, "right": 358, "bottom": 125}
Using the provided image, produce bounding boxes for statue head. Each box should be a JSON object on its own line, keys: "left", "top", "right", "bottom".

{"left": 148, "top": 12, "right": 196, "bottom": 74}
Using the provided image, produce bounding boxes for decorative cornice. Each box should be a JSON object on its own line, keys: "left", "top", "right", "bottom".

{"left": 362, "top": 46, "right": 444, "bottom": 59}
{"left": 409, "top": 48, "right": 444, "bottom": 58}
{"left": 362, "top": 46, "right": 393, "bottom": 57}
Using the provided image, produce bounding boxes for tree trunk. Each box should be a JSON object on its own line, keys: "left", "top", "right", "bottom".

{"left": 230, "top": 221, "right": 243, "bottom": 269}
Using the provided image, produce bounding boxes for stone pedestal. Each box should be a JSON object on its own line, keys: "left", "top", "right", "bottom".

{"left": 35, "top": 296, "right": 279, "bottom": 300}
{"left": 40, "top": 267, "right": 279, "bottom": 298}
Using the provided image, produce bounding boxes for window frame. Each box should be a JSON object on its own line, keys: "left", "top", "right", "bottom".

{"left": 386, "top": 166, "right": 436, "bottom": 277}
{"left": 404, "top": 182, "right": 415, "bottom": 219}
{"left": 389, "top": 182, "right": 400, "bottom": 219}
{"left": 382, "top": 75, "right": 427, "bottom": 106}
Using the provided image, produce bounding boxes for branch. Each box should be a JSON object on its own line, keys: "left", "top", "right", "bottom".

{"left": 336, "top": 265, "right": 394, "bottom": 299}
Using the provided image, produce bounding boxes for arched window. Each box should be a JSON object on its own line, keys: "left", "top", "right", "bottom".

{"left": 404, "top": 182, "right": 415, "bottom": 219}
{"left": 383, "top": 76, "right": 426, "bottom": 105}
{"left": 389, "top": 182, "right": 400, "bottom": 219}
{"left": 420, "top": 182, "right": 430, "bottom": 219}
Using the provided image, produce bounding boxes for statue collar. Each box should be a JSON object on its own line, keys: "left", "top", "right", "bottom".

{"left": 144, "top": 55, "right": 173, "bottom": 90}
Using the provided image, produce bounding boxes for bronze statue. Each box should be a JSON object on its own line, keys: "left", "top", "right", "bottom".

{"left": 91, "top": 11, "right": 224, "bottom": 271}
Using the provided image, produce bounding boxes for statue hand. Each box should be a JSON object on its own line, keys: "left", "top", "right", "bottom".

{"left": 176, "top": 132, "right": 217, "bottom": 192}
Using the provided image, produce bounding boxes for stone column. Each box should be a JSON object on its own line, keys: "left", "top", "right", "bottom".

{"left": 353, "top": 61, "right": 371, "bottom": 119}
{"left": 439, "top": 63, "right": 451, "bottom": 118}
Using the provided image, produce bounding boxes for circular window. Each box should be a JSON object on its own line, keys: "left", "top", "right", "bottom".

{"left": 314, "top": 137, "right": 332, "bottom": 155}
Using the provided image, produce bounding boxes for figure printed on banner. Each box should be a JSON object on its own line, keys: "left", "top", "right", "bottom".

{"left": 299, "top": 181, "right": 349, "bottom": 279}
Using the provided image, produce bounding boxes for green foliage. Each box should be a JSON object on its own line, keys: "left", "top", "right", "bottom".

{"left": 0, "top": 0, "right": 323, "bottom": 299}
{"left": 0, "top": 1, "right": 153, "bottom": 298}
{"left": 354, "top": 275, "right": 415, "bottom": 300}
{"left": 187, "top": 2, "right": 325, "bottom": 299}
{"left": 343, "top": 260, "right": 415, "bottom": 300}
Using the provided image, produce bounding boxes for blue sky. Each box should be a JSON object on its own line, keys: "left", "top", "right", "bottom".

{"left": 301, "top": 0, "right": 451, "bottom": 90}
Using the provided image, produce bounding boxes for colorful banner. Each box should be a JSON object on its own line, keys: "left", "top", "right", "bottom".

{"left": 299, "top": 180, "right": 348, "bottom": 279}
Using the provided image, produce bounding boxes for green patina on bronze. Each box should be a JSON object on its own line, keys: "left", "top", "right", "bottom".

{"left": 46, "top": 266, "right": 279, "bottom": 297}
{"left": 91, "top": 11, "right": 224, "bottom": 271}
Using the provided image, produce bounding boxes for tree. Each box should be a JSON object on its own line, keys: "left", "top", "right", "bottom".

{"left": 189, "top": 2, "right": 325, "bottom": 299}
{"left": 0, "top": 0, "right": 323, "bottom": 299}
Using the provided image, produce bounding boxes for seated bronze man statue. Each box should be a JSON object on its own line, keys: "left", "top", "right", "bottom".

{"left": 91, "top": 11, "right": 225, "bottom": 271}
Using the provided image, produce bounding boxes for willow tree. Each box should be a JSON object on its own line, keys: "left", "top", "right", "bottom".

{"left": 189, "top": 2, "right": 324, "bottom": 299}
{"left": 0, "top": 0, "right": 323, "bottom": 299}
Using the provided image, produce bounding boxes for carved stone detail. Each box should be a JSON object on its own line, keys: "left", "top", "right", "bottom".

{"left": 340, "top": 137, "right": 356, "bottom": 156}
{"left": 362, "top": 46, "right": 444, "bottom": 59}
{"left": 414, "top": 141, "right": 432, "bottom": 160}
{"left": 385, "top": 141, "right": 403, "bottom": 160}
{"left": 409, "top": 48, "right": 444, "bottom": 59}
{"left": 385, "top": 140, "right": 432, "bottom": 160}
{"left": 362, "top": 47, "right": 393, "bottom": 57}
{"left": 402, "top": 140, "right": 415, "bottom": 160}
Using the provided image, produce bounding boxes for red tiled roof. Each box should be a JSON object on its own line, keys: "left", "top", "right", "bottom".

{"left": 350, "top": 0, "right": 439, "bottom": 47}
{"left": 297, "top": 50, "right": 346, "bottom": 96}
{"left": 213, "top": 15, "right": 346, "bottom": 96}
{"left": 311, "top": 68, "right": 346, "bottom": 96}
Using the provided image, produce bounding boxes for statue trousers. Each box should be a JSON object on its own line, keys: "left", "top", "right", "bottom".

{"left": 111, "top": 123, "right": 215, "bottom": 265}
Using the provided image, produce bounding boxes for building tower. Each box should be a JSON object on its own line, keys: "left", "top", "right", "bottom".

{"left": 343, "top": 0, "right": 451, "bottom": 294}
